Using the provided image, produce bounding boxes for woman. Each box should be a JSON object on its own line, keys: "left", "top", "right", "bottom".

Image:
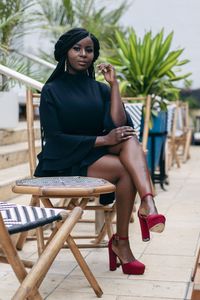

{"left": 35, "top": 28, "right": 166, "bottom": 275}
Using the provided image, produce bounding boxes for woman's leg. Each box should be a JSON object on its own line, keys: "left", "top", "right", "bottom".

{"left": 108, "top": 136, "right": 158, "bottom": 215}
{"left": 88, "top": 154, "right": 137, "bottom": 263}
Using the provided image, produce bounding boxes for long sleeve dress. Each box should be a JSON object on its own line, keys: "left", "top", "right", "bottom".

{"left": 34, "top": 71, "right": 133, "bottom": 204}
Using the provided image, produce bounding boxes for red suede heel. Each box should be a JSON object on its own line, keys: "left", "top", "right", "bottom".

{"left": 138, "top": 193, "right": 166, "bottom": 241}
{"left": 108, "top": 234, "right": 145, "bottom": 275}
{"left": 138, "top": 213, "right": 166, "bottom": 241}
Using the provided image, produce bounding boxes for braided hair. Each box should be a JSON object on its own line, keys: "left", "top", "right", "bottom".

{"left": 46, "top": 28, "right": 100, "bottom": 83}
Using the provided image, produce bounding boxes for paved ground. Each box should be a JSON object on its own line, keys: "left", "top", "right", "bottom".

{"left": 0, "top": 146, "right": 200, "bottom": 300}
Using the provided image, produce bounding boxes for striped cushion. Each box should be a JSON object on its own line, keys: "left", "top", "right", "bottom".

{"left": 0, "top": 202, "right": 65, "bottom": 234}
{"left": 125, "top": 103, "right": 143, "bottom": 138}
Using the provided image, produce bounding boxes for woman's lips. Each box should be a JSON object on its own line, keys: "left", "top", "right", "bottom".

{"left": 78, "top": 61, "right": 87, "bottom": 66}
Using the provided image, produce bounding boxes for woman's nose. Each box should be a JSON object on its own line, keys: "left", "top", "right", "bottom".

{"left": 80, "top": 48, "right": 86, "bottom": 56}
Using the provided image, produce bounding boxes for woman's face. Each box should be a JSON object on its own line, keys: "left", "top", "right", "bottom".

{"left": 67, "top": 36, "right": 94, "bottom": 74}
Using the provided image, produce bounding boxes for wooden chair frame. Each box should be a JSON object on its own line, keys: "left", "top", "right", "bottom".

{"left": 0, "top": 204, "right": 103, "bottom": 299}
{"left": 167, "top": 101, "right": 192, "bottom": 169}
{"left": 122, "top": 95, "right": 151, "bottom": 152}
{"left": 191, "top": 247, "right": 200, "bottom": 300}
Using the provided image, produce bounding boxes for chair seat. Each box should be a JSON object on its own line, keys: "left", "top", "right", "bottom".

{"left": 0, "top": 202, "right": 67, "bottom": 234}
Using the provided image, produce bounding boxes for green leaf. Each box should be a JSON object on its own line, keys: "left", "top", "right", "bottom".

{"left": 115, "top": 30, "right": 129, "bottom": 58}
{"left": 169, "top": 72, "right": 192, "bottom": 81}
{"left": 157, "top": 31, "right": 173, "bottom": 61}
{"left": 142, "top": 31, "right": 151, "bottom": 74}
{"left": 176, "top": 59, "right": 190, "bottom": 66}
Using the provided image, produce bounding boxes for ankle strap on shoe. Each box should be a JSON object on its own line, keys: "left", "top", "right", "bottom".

{"left": 141, "top": 193, "right": 153, "bottom": 202}
{"left": 113, "top": 234, "right": 128, "bottom": 241}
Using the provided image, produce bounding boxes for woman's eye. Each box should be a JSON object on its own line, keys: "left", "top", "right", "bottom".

{"left": 86, "top": 48, "right": 93, "bottom": 53}
{"left": 73, "top": 46, "right": 80, "bottom": 51}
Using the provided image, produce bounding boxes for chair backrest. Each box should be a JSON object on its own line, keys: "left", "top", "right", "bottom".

{"left": 122, "top": 96, "right": 152, "bottom": 151}
{"left": 26, "top": 89, "right": 41, "bottom": 176}
{"left": 169, "top": 100, "right": 190, "bottom": 139}
{"left": 178, "top": 101, "right": 190, "bottom": 131}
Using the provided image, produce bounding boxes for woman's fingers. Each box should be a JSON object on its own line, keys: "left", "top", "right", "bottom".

{"left": 118, "top": 126, "right": 138, "bottom": 139}
{"left": 97, "top": 63, "right": 114, "bottom": 73}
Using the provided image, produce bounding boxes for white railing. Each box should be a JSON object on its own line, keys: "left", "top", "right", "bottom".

{"left": 12, "top": 50, "right": 55, "bottom": 70}
{"left": 0, "top": 64, "right": 44, "bottom": 91}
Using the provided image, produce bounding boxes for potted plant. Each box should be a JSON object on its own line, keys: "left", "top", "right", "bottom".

{"left": 106, "top": 28, "right": 191, "bottom": 186}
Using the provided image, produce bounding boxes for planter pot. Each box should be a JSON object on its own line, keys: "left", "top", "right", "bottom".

{"left": 147, "top": 111, "right": 168, "bottom": 171}
{"left": 0, "top": 91, "right": 19, "bottom": 128}
{"left": 145, "top": 110, "right": 168, "bottom": 188}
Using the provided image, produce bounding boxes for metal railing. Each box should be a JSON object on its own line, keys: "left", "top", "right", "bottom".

{"left": 11, "top": 49, "right": 55, "bottom": 70}
{"left": 0, "top": 64, "right": 43, "bottom": 91}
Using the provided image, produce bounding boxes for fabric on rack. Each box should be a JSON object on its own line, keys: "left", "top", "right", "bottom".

{"left": 124, "top": 103, "right": 143, "bottom": 139}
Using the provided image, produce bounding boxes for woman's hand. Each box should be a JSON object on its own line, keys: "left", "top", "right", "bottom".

{"left": 105, "top": 126, "right": 137, "bottom": 146}
{"left": 97, "top": 63, "right": 117, "bottom": 86}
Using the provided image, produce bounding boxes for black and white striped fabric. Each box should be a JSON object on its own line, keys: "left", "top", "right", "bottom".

{"left": 125, "top": 103, "right": 143, "bottom": 138}
{"left": 167, "top": 103, "right": 176, "bottom": 135}
{"left": 0, "top": 202, "right": 65, "bottom": 234}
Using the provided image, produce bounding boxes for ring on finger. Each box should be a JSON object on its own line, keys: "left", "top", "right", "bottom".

{"left": 121, "top": 132, "right": 124, "bottom": 137}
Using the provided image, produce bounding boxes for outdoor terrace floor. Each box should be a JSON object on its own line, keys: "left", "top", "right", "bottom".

{"left": 0, "top": 146, "right": 200, "bottom": 300}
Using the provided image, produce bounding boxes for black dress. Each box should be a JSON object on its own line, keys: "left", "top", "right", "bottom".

{"left": 34, "top": 72, "right": 133, "bottom": 204}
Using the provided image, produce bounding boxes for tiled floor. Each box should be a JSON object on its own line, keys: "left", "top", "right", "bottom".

{"left": 1, "top": 146, "right": 200, "bottom": 300}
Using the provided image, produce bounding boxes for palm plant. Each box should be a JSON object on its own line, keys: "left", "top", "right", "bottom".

{"left": 35, "top": 0, "right": 128, "bottom": 64}
{"left": 0, "top": 0, "right": 37, "bottom": 90}
{"left": 107, "top": 28, "right": 191, "bottom": 103}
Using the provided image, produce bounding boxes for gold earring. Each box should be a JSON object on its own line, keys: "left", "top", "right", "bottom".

{"left": 64, "top": 59, "right": 68, "bottom": 72}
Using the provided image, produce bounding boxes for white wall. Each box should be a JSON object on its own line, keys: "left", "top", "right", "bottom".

{"left": 119, "top": 0, "right": 200, "bottom": 88}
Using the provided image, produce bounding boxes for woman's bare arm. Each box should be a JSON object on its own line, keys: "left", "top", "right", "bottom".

{"left": 97, "top": 63, "right": 127, "bottom": 126}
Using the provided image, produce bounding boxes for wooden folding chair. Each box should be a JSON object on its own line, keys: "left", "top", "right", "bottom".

{"left": 122, "top": 95, "right": 151, "bottom": 152}
{"left": 180, "top": 102, "right": 192, "bottom": 163}
{"left": 167, "top": 101, "right": 192, "bottom": 168}
{"left": 0, "top": 201, "right": 103, "bottom": 299}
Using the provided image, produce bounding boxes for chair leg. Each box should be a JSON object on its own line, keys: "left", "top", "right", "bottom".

{"left": 16, "top": 231, "right": 28, "bottom": 250}
{"left": 104, "top": 211, "right": 114, "bottom": 238}
{"left": 16, "top": 195, "right": 40, "bottom": 250}
{"left": 12, "top": 207, "right": 83, "bottom": 300}
{"left": 94, "top": 208, "right": 116, "bottom": 245}
{"left": 183, "top": 130, "right": 192, "bottom": 163}
{"left": 0, "top": 255, "right": 34, "bottom": 268}
{"left": 0, "top": 219, "right": 42, "bottom": 299}
{"left": 66, "top": 235, "right": 103, "bottom": 297}
{"left": 192, "top": 248, "right": 200, "bottom": 281}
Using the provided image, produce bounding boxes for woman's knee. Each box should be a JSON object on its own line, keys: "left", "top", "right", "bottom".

{"left": 109, "top": 136, "right": 142, "bottom": 155}
{"left": 122, "top": 136, "right": 142, "bottom": 151}
{"left": 87, "top": 155, "right": 129, "bottom": 183}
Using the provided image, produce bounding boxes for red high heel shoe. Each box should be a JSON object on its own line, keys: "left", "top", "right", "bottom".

{"left": 138, "top": 193, "right": 166, "bottom": 242}
{"left": 108, "top": 234, "right": 145, "bottom": 275}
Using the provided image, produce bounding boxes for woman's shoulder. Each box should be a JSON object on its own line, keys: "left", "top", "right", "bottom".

{"left": 41, "top": 80, "right": 60, "bottom": 98}
{"left": 41, "top": 82, "right": 53, "bottom": 93}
